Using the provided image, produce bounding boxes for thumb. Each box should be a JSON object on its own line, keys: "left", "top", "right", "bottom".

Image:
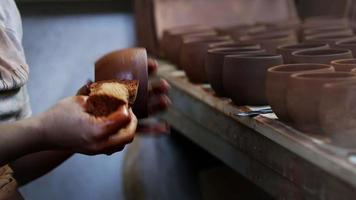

{"left": 98, "top": 105, "right": 132, "bottom": 137}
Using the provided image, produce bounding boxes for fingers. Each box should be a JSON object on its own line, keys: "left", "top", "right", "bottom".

{"left": 92, "top": 105, "right": 132, "bottom": 140}
{"left": 148, "top": 95, "right": 171, "bottom": 115}
{"left": 149, "top": 79, "right": 170, "bottom": 96}
{"left": 148, "top": 58, "right": 158, "bottom": 75}
{"left": 102, "top": 145, "right": 125, "bottom": 156}
{"left": 90, "top": 109, "right": 138, "bottom": 154}
{"left": 76, "top": 80, "right": 93, "bottom": 95}
{"left": 106, "top": 109, "right": 137, "bottom": 146}
{"left": 148, "top": 79, "right": 170, "bottom": 115}
{"left": 137, "top": 121, "right": 170, "bottom": 136}
{"left": 73, "top": 95, "right": 88, "bottom": 108}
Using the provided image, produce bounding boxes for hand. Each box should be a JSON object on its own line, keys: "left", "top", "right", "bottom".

{"left": 37, "top": 96, "right": 137, "bottom": 155}
{"left": 76, "top": 58, "right": 171, "bottom": 137}
{"left": 147, "top": 58, "right": 171, "bottom": 115}
{"left": 77, "top": 59, "right": 171, "bottom": 114}
{"left": 136, "top": 59, "right": 171, "bottom": 136}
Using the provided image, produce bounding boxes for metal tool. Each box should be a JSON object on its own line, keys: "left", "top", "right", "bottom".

{"left": 234, "top": 108, "right": 273, "bottom": 117}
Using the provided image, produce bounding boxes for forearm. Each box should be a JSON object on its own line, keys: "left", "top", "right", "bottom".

{"left": 10, "top": 151, "right": 73, "bottom": 186}
{"left": 0, "top": 117, "right": 44, "bottom": 166}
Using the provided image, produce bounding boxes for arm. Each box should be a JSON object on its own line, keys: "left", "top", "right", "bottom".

{"left": 10, "top": 151, "right": 73, "bottom": 186}
{"left": 0, "top": 117, "right": 43, "bottom": 167}
{"left": 1, "top": 96, "right": 137, "bottom": 184}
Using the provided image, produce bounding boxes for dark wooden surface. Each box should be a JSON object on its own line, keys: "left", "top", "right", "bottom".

{"left": 17, "top": 0, "right": 132, "bottom": 15}
{"left": 158, "top": 62, "right": 356, "bottom": 199}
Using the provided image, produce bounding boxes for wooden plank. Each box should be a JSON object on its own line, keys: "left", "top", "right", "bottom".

{"left": 157, "top": 61, "right": 356, "bottom": 199}
{"left": 162, "top": 107, "right": 309, "bottom": 199}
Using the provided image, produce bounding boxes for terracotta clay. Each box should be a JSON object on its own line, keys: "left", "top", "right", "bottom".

{"left": 223, "top": 54, "right": 283, "bottom": 106}
{"left": 209, "top": 42, "right": 261, "bottom": 49}
{"left": 219, "top": 25, "right": 267, "bottom": 41}
{"left": 205, "top": 47, "right": 265, "bottom": 96}
{"left": 180, "top": 36, "right": 232, "bottom": 83}
{"left": 286, "top": 72, "right": 356, "bottom": 134}
{"left": 161, "top": 27, "right": 217, "bottom": 65}
{"left": 291, "top": 48, "right": 352, "bottom": 64}
{"left": 304, "top": 34, "right": 356, "bottom": 46}
{"left": 266, "top": 64, "right": 334, "bottom": 122}
{"left": 95, "top": 48, "right": 148, "bottom": 118}
{"left": 331, "top": 59, "right": 356, "bottom": 72}
{"left": 240, "top": 33, "right": 298, "bottom": 53}
{"left": 303, "top": 27, "right": 353, "bottom": 38}
{"left": 303, "top": 16, "right": 349, "bottom": 29}
{"left": 335, "top": 38, "right": 356, "bottom": 57}
{"left": 247, "top": 29, "right": 297, "bottom": 38}
{"left": 319, "top": 80, "right": 356, "bottom": 148}
{"left": 262, "top": 21, "right": 302, "bottom": 41}
{"left": 277, "top": 42, "right": 330, "bottom": 63}
{"left": 264, "top": 19, "right": 301, "bottom": 30}
{"left": 218, "top": 23, "right": 265, "bottom": 34}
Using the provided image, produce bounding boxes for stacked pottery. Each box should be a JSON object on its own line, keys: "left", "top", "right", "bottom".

{"left": 302, "top": 24, "right": 353, "bottom": 40}
{"left": 331, "top": 59, "right": 356, "bottom": 72}
{"left": 277, "top": 43, "right": 330, "bottom": 63}
{"left": 304, "top": 34, "right": 356, "bottom": 46}
{"left": 335, "top": 38, "right": 356, "bottom": 57}
{"left": 302, "top": 27, "right": 354, "bottom": 40}
{"left": 180, "top": 35, "right": 232, "bottom": 83}
{"left": 160, "top": 26, "right": 217, "bottom": 65}
{"left": 240, "top": 32, "right": 298, "bottom": 53}
{"left": 286, "top": 72, "right": 356, "bottom": 134}
{"left": 158, "top": 20, "right": 356, "bottom": 149}
{"left": 205, "top": 47, "right": 265, "bottom": 96}
{"left": 223, "top": 54, "right": 283, "bottom": 105}
{"left": 209, "top": 42, "right": 261, "bottom": 49}
{"left": 175, "top": 31, "right": 221, "bottom": 67}
{"left": 302, "top": 16, "right": 353, "bottom": 45}
{"left": 266, "top": 64, "right": 334, "bottom": 122}
{"left": 264, "top": 21, "right": 302, "bottom": 41}
{"left": 215, "top": 23, "right": 255, "bottom": 35}
{"left": 291, "top": 48, "right": 353, "bottom": 64}
{"left": 216, "top": 24, "right": 266, "bottom": 40}
{"left": 264, "top": 19, "right": 301, "bottom": 31}
{"left": 319, "top": 80, "right": 356, "bottom": 148}
{"left": 303, "top": 16, "right": 349, "bottom": 29}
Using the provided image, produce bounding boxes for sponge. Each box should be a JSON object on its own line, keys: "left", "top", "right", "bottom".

{"left": 86, "top": 80, "right": 139, "bottom": 117}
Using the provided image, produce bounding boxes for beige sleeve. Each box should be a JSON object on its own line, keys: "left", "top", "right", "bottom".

{"left": 0, "top": 0, "right": 29, "bottom": 91}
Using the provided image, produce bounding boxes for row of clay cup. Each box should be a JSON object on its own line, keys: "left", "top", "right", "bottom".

{"left": 252, "top": 17, "right": 356, "bottom": 148}
{"left": 159, "top": 17, "right": 356, "bottom": 148}
{"left": 207, "top": 43, "right": 354, "bottom": 98}
{"left": 218, "top": 16, "right": 356, "bottom": 56}
{"left": 207, "top": 44, "right": 356, "bottom": 148}
{"left": 266, "top": 61, "right": 356, "bottom": 149}
{"left": 160, "top": 23, "right": 299, "bottom": 84}
{"left": 159, "top": 16, "right": 355, "bottom": 84}
{"left": 301, "top": 16, "right": 356, "bottom": 46}
{"left": 160, "top": 15, "right": 354, "bottom": 60}
{"left": 160, "top": 25, "right": 236, "bottom": 83}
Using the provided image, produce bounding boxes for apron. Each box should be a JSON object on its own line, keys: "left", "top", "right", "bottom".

{"left": 0, "top": 166, "right": 22, "bottom": 200}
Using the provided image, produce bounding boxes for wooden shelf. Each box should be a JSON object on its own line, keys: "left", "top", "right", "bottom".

{"left": 157, "top": 61, "right": 356, "bottom": 199}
